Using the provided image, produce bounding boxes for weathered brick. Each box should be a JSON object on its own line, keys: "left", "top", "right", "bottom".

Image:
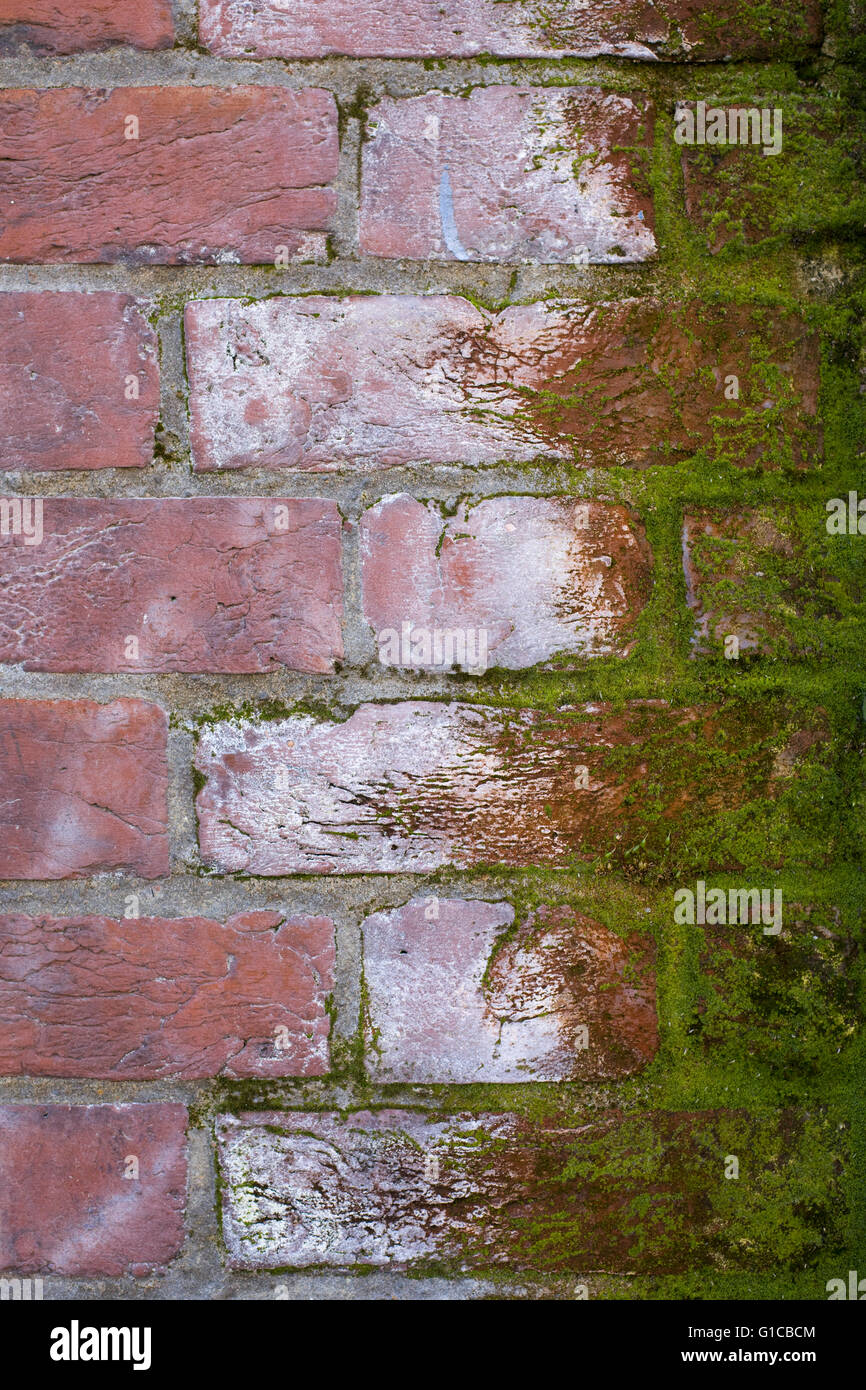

{"left": 199, "top": 1, "right": 821, "bottom": 62}
{"left": 0, "top": 699, "right": 168, "bottom": 879}
{"left": 0, "top": 498, "right": 344, "bottom": 672}
{"left": 0, "top": 0, "right": 174, "bottom": 54}
{"left": 682, "top": 509, "right": 839, "bottom": 658}
{"left": 359, "top": 88, "right": 655, "bottom": 264}
{"left": 680, "top": 96, "right": 866, "bottom": 252}
{"left": 0, "top": 293, "right": 158, "bottom": 472}
{"left": 195, "top": 699, "right": 829, "bottom": 876}
{"left": 185, "top": 296, "right": 819, "bottom": 471}
{"left": 694, "top": 901, "right": 860, "bottom": 1075}
{"left": 217, "top": 1107, "right": 843, "bottom": 1271}
{"left": 0, "top": 87, "right": 338, "bottom": 265}
{"left": 0, "top": 912, "right": 334, "bottom": 1079}
{"left": 360, "top": 495, "right": 652, "bottom": 668}
{"left": 362, "top": 898, "right": 657, "bottom": 1082}
{"left": 0, "top": 1104, "right": 186, "bottom": 1275}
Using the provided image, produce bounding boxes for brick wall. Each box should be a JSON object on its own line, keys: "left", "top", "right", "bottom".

{"left": 0, "top": 0, "right": 864, "bottom": 1300}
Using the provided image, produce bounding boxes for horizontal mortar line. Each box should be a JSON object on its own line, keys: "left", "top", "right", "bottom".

{"left": 0, "top": 684, "right": 842, "bottom": 720}
{"left": 0, "top": 265, "right": 663, "bottom": 293}
{"left": 0, "top": 1075, "right": 619, "bottom": 1105}
{"left": 0, "top": 1078, "right": 454, "bottom": 1107}
{"left": 0, "top": 666, "right": 851, "bottom": 697}
{"left": 0, "top": 868, "right": 552, "bottom": 902}
{"left": 0, "top": 54, "right": 798, "bottom": 88}
{"left": 0, "top": 474, "right": 648, "bottom": 501}
{"left": 27, "top": 1275, "right": 505, "bottom": 1301}
{"left": 0, "top": 868, "right": 849, "bottom": 917}
{"left": 0, "top": 262, "right": 821, "bottom": 302}
{"left": 0, "top": 473, "right": 845, "bottom": 501}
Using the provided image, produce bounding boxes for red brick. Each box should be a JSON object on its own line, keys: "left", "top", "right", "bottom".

{"left": 0, "top": 498, "right": 344, "bottom": 673}
{"left": 362, "top": 898, "right": 657, "bottom": 1082}
{"left": 0, "top": 293, "right": 158, "bottom": 472}
{"left": 360, "top": 88, "right": 654, "bottom": 264}
{"left": 0, "top": 699, "right": 168, "bottom": 879}
{"left": 679, "top": 97, "right": 861, "bottom": 252}
{"left": 217, "top": 1107, "right": 838, "bottom": 1271}
{"left": 684, "top": 509, "right": 799, "bottom": 658}
{"left": 0, "top": 1104, "right": 186, "bottom": 1275}
{"left": 185, "top": 295, "right": 819, "bottom": 471}
{"left": 360, "top": 495, "right": 652, "bottom": 668}
{"left": 697, "top": 901, "right": 861, "bottom": 1071}
{"left": 0, "top": 911, "right": 334, "bottom": 1079}
{"left": 0, "top": 0, "right": 174, "bottom": 54}
{"left": 194, "top": 700, "right": 827, "bottom": 875}
{"left": 199, "top": 0, "right": 821, "bottom": 61}
{"left": 0, "top": 87, "right": 338, "bottom": 265}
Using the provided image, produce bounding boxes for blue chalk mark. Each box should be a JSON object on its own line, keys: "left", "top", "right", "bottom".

{"left": 439, "top": 166, "right": 471, "bottom": 261}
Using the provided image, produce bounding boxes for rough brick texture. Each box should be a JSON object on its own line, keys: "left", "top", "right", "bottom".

{"left": 696, "top": 903, "right": 861, "bottom": 1072}
{"left": 680, "top": 97, "right": 865, "bottom": 252}
{"left": 0, "top": 498, "right": 344, "bottom": 672}
{"left": 0, "top": 87, "right": 338, "bottom": 264}
{"left": 195, "top": 700, "right": 828, "bottom": 875}
{"left": 0, "top": 0, "right": 859, "bottom": 1307}
{"left": 360, "top": 495, "right": 652, "bottom": 667}
{"left": 199, "top": 0, "right": 822, "bottom": 60}
{"left": 0, "top": 699, "right": 168, "bottom": 879}
{"left": 0, "top": 1, "right": 174, "bottom": 55}
{"left": 684, "top": 509, "right": 800, "bottom": 657}
{"left": 185, "top": 296, "right": 819, "bottom": 471}
{"left": 360, "top": 88, "right": 655, "bottom": 264}
{"left": 0, "top": 292, "right": 159, "bottom": 472}
{"left": 0, "top": 1104, "right": 187, "bottom": 1275}
{"left": 0, "top": 912, "right": 334, "bottom": 1079}
{"left": 217, "top": 1107, "right": 841, "bottom": 1271}
{"left": 362, "top": 899, "right": 657, "bottom": 1082}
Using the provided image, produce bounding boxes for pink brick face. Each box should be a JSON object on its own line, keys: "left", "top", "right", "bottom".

{"left": 0, "top": 699, "right": 169, "bottom": 879}
{"left": 360, "top": 88, "right": 655, "bottom": 264}
{"left": 0, "top": 87, "right": 338, "bottom": 264}
{"left": 194, "top": 700, "right": 826, "bottom": 875}
{"left": 0, "top": 293, "right": 159, "bottom": 471}
{"left": 360, "top": 495, "right": 653, "bottom": 667}
{"left": 217, "top": 1109, "right": 820, "bottom": 1272}
{"left": 0, "top": 912, "right": 335, "bottom": 1079}
{"left": 0, "top": 498, "right": 344, "bottom": 672}
{"left": 362, "top": 899, "right": 657, "bottom": 1081}
{"left": 0, "top": 0, "right": 174, "bottom": 54}
{"left": 0, "top": 1104, "right": 187, "bottom": 1275}
{"left": 185, "top": 296, "right": 819, "bottom": 472}
{"left": 199, "top": 1, "right": 821, "bottom": 61}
